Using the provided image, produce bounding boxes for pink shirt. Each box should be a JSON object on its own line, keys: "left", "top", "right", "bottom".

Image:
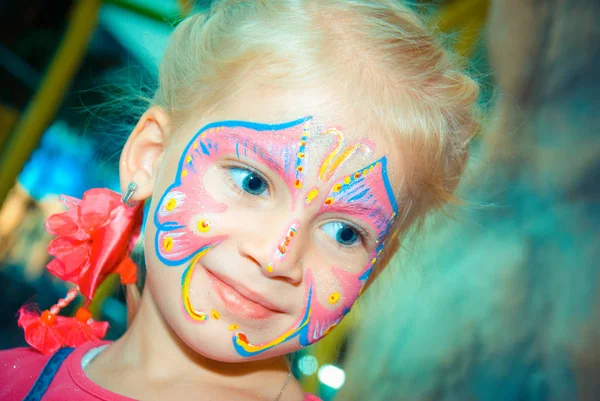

{"left": 0, "top": 341, "right": 322, "bottom": 401}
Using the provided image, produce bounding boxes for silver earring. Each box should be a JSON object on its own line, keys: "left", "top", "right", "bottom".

{"left": 121, "top": 182, "right": 138, "bottom": 207}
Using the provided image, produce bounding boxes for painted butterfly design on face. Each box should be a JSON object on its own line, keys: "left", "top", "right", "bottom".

{"left": 153, "top": 117, "right": 398, "bottom": 356}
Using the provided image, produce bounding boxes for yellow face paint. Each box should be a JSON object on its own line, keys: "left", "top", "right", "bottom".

{"left": 181, "top": 249, "right": 212, "bottom": 322}
{"left": 328, "top": 292, "right": 341, "bottom": 304}
{"left": 318, "top": 128, "right": 370, "bottom": 182}
{"left": 197, "top": 219, "right": 210, "bottom": 233}
{"left": 165, "top": 199, "right": 177, "bottom": 212}
{"left": 164, "top": 237, "right": 174, "bottom": 252}
{"left": 305, "top": 188, "right": 319, "bottom": 205}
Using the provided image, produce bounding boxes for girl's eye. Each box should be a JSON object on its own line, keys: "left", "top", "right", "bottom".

{"left": 321, "top": 221, "right": 361, "bottom": 246}
{"left": 228, "top": 167, "right": 268, "bottom": 196}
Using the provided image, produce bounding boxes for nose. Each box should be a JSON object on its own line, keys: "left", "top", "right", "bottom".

{"left": 237, "top": 219, "right": 304, "bottom": 284}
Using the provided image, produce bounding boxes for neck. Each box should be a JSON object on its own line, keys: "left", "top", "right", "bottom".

{"left": 106, "top": 288, "right": 290, "bottom": 388}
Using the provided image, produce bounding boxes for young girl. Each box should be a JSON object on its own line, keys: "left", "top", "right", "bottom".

{"left": 0, "top": 1, "right": 479, "bottom": 400}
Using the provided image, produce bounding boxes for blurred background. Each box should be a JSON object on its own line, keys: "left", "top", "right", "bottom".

{"left": 0, "top": 0, "right": 597, "bottom": 400}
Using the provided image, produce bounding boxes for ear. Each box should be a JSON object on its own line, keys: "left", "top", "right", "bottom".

{"left": 119, "top": 107, "right": 170, "bottom": 202}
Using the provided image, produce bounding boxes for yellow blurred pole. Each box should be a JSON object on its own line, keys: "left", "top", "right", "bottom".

{"left": 0, "top": 105, "right": 19, "bottom": 153}
{"left": 435, "top": 0, "right": 489, "bottom": 57}
{"left": 0, "top": 0, "right": 102, "bottom": 207}
{"left": 178, "top": 0, "right": 194, "bottom": 17}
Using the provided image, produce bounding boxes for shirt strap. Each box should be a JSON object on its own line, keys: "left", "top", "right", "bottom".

{"left": 23, "top": 347, "right": 75, "bottom": 401}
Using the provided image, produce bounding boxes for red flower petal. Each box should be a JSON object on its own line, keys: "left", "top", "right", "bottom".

{"left": 47, "top": 237, "right": 90, "bottom": 284}
{"left": 127, "top": 206, "right": 144, "bottom": 252}
{"left": 17, "top": 307, "right": 64, "bottom": 355}
{"left": 89, "top": 320, "right": 109, "bottom": 339}
{"left": 44, "top": 188, "right": 143, "bottom": 300}
{"left": 45, "top": 213, "right": 79, "bottom": 237}
{"left": 46, "top": 195, "right": 88, "bottom": 241}
{"left": 79, "top": 200, "right": 143, "bottom": 299}
{"left": 55, "top": 315, "right": 109, "bottom": 348}
{"left": 46, "top": 259, "right": 68, "bottom": 280}
{"left": 78, "top": 189, "right": 121, "bottom": 233}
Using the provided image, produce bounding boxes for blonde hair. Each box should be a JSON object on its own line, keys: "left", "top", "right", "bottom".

{"left": 153, "top": 0, "right": 479, "bottom": 241}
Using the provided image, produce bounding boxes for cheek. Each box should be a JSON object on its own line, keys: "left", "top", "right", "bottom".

{"left": 314, "top": 271, "right": 356, "bottom": 311}
{"left": 298, "top": 259, "right": 370, "bottom": 345}
{"left": 142, "top": 223, "right": 188, "bottom": 314}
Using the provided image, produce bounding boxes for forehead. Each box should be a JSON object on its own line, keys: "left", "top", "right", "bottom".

{"left": 177, "top": 83, "right": 404, "bottom": 195}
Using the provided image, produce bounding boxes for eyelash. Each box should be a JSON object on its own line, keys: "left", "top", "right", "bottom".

{"left": 223, "top": 163, "right": 272, "bottom": 199}
{"left": 320, "top": 218, "right": 370, "bottom": 251}
{"left": 341, "top": 222, "right": 368, "bottom": 249}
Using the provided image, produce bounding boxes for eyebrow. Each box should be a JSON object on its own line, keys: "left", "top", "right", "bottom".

{"left": 324, "top": 202, "right": 392, "bottom": 236}
{"left": 234, "top": 135, "right": 290, "bottom": 184}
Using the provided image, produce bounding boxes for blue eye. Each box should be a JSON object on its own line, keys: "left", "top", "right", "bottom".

{"left": 229, "top": 167, "right": 268, "bottom": 196}
{"left": 322, "top": 221, "right": 361, "bottom": 246}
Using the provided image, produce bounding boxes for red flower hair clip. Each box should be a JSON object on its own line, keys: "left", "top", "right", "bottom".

{"left": 18, "top": 186, "right": 143, "bottom": 354}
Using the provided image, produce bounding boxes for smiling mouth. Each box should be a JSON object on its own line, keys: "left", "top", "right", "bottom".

{"left": 205, "top": 269, "right": 284, "bottom": 320}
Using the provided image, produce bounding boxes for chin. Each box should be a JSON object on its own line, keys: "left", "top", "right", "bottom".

{"left": 152, "top": 300, "right": 283, "bottom": 363}
{"left": 177, "top": 324, "right": 294, "bottom": 363}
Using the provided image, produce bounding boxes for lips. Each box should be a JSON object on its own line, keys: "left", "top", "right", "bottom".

{"left": 205, "top": 269, "right": 284, "bottom": 320}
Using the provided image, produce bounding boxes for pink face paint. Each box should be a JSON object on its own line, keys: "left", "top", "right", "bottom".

{"left": 154, "top": 118, "right": 312, "bottom": 265}
{"left": 154, "top": 117, "right": 312, "bottom": 321}
{"left": 319, "top": 157, "right": 398, "bottom": 242}
{"left": 302, "top": 265, "right": 369, "bottom": 342}
{"left": 219, "top": 119, "right": 312, "bottom": 199}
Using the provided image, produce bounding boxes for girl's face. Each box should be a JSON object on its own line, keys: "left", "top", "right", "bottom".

{"left": 144, "top": 85, "right": 403, "bottom": 362}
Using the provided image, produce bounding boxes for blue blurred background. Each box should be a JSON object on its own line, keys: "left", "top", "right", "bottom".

{"left": 0, "top": 1, "right": 597, "bottom": 400}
